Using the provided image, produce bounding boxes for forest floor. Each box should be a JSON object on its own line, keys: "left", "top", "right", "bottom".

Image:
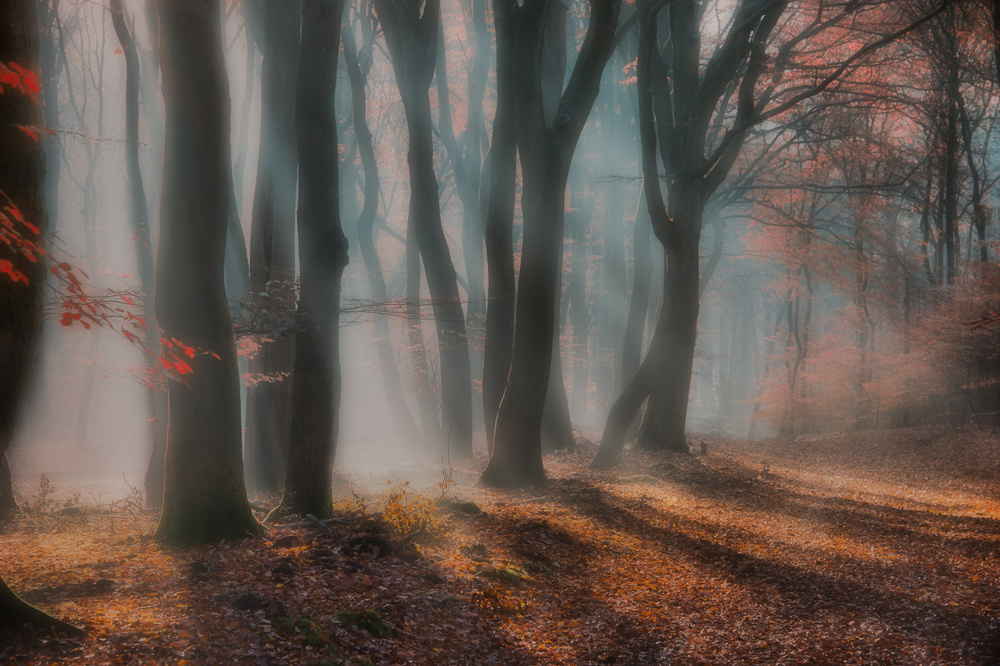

{"left": 2, "top": 426, "right": 1000, "bottom": 664}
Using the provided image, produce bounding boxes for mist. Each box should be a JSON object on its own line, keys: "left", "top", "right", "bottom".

{"left": 3, "top": 0, "right": 1000, "bottom": 661}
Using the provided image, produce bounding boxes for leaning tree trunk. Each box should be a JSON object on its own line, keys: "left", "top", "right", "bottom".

{"left": 375, "top": 0, "right": 473, "bottom": 457}
{"left": 243, "top": 0, "right": 300, "bottom": 494}
{"left": 482, "top": 0, "right": 620, "bottom": 488}
{"left": 274, "top": 0, "right": 348, "bottom": 520}
{"left": 155, "top": 0, "right": 259, "bottom": 545}
{"left": 0, "top": 0, "right": 81, "bottom": 633}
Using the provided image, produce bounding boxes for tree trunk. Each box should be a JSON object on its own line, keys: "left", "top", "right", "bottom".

{"left": 342, "top": 25, "right": 421, "bottom": 446}
{"left": 375, "top": 0, "right": 473, "bottom": 457}
{"left": 482, "top": 0, "right": 518, "bottom": 452}
{"left": 110, "top": 0, "right": 169, "bottom": 509}
{"left": 566, "top": 187, "right": 592, "bottom": 421}
{"left": 407, "top": 221, "right": 442, "bottom": 445}
{"left": 243, "top": 0, "right": 300, "bottom": 494}
{"left": 483, "top": 0, "right": 621, "bottom": 487}
{"left": 37, "top": 0, "right": 61, "bottom": 236}
{"left": 620, "top": 192, "right": 651, "bottom": 388}
{"left": 634, "top": 186, "right": 701, "bottom": 454}
{"left": 0, "top": 455, "right": 16, "bottom": 515}
{"left": 155, "top": 0, "right": 259, "bottom": 545}
{"left": 0, "top": 0, "right": 80, "bottom": 633}
{"left": 275, "top": 0, "right": 347, "bottom": 520}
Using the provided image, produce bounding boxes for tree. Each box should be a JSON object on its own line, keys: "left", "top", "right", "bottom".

{"left": 481, "top": 0, "right": 518, "bottom": 453}
{"left": 482, "top": 0, "right": 621, "bottom": 487}
{"left": 242, "top": 0, "right": 301, "bottom": 493}
{"left": 594, "top": 0, "right": 952, "bottom": 466}
{"left": 154, "top": 0, "right": 259, "bottom": 545}
{"left": 273, "top": 0, "right": 348, "bottom": 519}
{"left": 0, "top": 0, "right": 80, "bottom": 634}
{"left": 374, "top": 0, "right": 473, "bottom": 457}
{"left": 342, "top": 8, "right": 422, "bottom": 446}
{"left": 108, "top": 0, "right": 169, "bottom": 510}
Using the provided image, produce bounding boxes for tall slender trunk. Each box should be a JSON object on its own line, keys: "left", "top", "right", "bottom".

{"left": 620, "top": 191, "right": 651, "bottom": 389}
{"left": 277, "top": 0, "right": 348, "bottom": 519}
{"left": 155, "top": 0, "right": 259, "bottom": 545}
{"left": 407, "top": 220, "right": 442, "bottom": 445}
{"left": 375, "top": 0, "right": 473, "bottom": 456}
{"left": 482, "top": 0, "right": 518, "bottom": 452}
{"left": 243, "top": 0, "right": 300, "bottom": 493}
{"left": 342, "top": 25, "right": 421, "bottom": 445}
{"left": 484, "top": 0, "right": 621, "bottom": 487}
{"left": 111, "top": 0, "right": 167, "bottom": 507}
{"left": 566, "top": 187, "right": 592, "bottom": 421}
{"left": 37, "top": 0, "right": 60, "bottom": 236}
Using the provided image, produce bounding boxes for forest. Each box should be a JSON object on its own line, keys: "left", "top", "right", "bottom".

{"left": 2, "top": 0, "right": 1000, "bottom": 662}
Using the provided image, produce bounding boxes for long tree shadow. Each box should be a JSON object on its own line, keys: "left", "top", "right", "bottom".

{"left": 646, "top": 456, "right": 1000, "bottom": 561}
{"left": 546, "top": 477, "right": 1000, "bottom": 663}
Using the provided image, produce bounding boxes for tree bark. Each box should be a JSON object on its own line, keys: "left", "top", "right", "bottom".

{"left": 275, "top": 0, "right": 348, "bottom": 520}
{"left": 595, "top": 0, "right": 788, "bottom": 466}
{"left": 155, "top": 0, "right": 259, "bottom": 545}
{"left": 110, "top": 0, "right": 169, "bottom": 509}
{"left": 0, "top": 455, "right": 16, "bottom": 515}
{"left": 482, "top": 0, "right": 518, "bottom": 452}
{"left": 620, "top": 192, "right": 651, "bottom": 388}
{"left": 0, "top": 0, "right": 80, "bottom": 633}
{"left": 483, "top": 0, "right": 621, "bottom": 488}
{"left": 375, "top": 0, "right": 473, "bottom": 457}
{"left": 243, "top": 0, "right": 300, "bottom": 494}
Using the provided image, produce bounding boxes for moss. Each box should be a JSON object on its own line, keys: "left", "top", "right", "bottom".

{"left": 334, "top": 610, "right": 394, "bottom": 638}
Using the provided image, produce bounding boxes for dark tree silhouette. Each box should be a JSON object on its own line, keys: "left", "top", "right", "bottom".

{"left": 273, "top": 0, "right": 348, "bottom": 519}
{"left": 342, "top": 11, "right": 422, "bottom": 447}
{"left": 154, "top": 0, "right": 259, "bottom": 545}
{"left": 243, "top": 0, "right": 300, "bottom": 493}
{"left": 481, "top": 0, "right": 518, "bottom": 453}
{"left": 0, "top": 0, "right": 80, "bottom": 634}
{"left": 375, "top": 0, "right": 473, "bottom": 457}
{"left": 482, "top": 0, "right": 621, "bottom": 488}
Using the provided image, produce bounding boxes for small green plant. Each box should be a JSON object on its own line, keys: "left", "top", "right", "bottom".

{"left": 335, "top": 610, "right": 394, "bottom": 638}
{"left": 281, "top": 616, "right": 373, "bottom": 665}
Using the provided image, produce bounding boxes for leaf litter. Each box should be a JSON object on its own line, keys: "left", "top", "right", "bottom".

{"left": 2, "top": 425, "right": 999, "bottom": 664}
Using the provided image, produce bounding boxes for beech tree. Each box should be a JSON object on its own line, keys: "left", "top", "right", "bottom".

{"left": 243, "top": 0, "right": 300, "bottom": 493}
{"left": 482, "top": 0, "right": 621, "bottom": 487}
{"left": 594, "top": 0, "right": 954, "bottom": 466}
{"left": 374, "top": 0, "right": 474, "bottom": 457}
{"left": 342, "top": 8, "right": 422, "bottom": 445}
{"left": 0, "top": 0, "right": 79, "bottom": 633}
{"left": 273, "top": 0, "right": 348, "bottom": 519}
{"left": 154, "top": 0, "right": 259, "bottom": 545}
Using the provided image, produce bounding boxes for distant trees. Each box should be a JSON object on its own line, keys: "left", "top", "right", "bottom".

{"left": 375, "top": 0, "right": 474, "bottom": 457}
{"left": 154, "top": 0, "right": 259, "bottom": 544}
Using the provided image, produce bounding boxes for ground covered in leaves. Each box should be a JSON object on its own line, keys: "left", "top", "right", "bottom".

{"left": 2, "top": 426, "right": 1000, "bottom": 664}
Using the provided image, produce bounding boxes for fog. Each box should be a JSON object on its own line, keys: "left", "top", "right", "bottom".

{"left": 8, "top": 0, "right": 1000, "bottom": 507}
